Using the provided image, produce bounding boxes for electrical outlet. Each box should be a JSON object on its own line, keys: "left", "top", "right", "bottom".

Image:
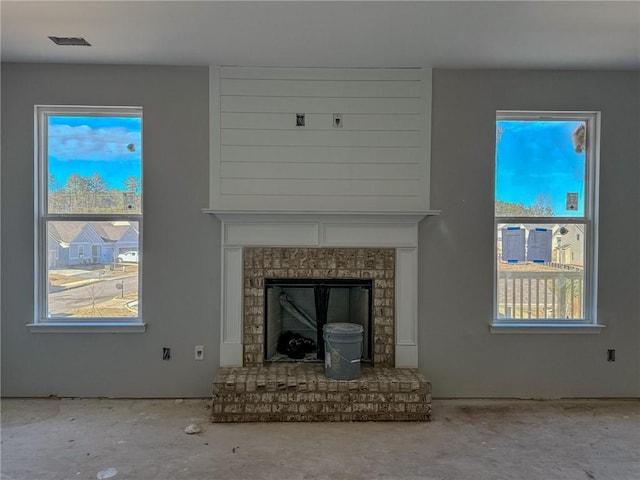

{"left": 195, "top": 346, "right": 204, "bottom": 361}
{"left": 162, "top": 347, "right": 171, "bottom": 361}
{"left": 607, "top": 349, "right": 616, "bottom": 362}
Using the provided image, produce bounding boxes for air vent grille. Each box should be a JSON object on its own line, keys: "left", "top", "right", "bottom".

{"left": 48, "top": 36, "right": 91, "bottom": 46}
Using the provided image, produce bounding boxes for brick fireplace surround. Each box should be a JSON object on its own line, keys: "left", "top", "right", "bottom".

{"left": 206, "top": 212, "right": 434, "bottom": 422}
{"left": 243, "top": 247, "right": 396, "bottom": 367}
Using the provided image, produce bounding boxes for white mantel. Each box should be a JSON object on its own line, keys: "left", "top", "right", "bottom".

{"left": 205, "top": 210, "right": 439, "bottom": 368}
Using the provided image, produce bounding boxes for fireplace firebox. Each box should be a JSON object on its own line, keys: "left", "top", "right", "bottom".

{"left": 264, "top": 278, "right": 373, "bottom": 363}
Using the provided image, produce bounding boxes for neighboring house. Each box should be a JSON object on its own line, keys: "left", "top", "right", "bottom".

{"left": 47, "top": 221, "right": 138, "bottom": 268}
{"left": 92, "top": 222, "right": 139, "bottom": 262}
{"left": 553, "top": 224, "right": 584, "bottom": 267}
{"left": 496, "top": 224, "right": 584, "bottom": 269}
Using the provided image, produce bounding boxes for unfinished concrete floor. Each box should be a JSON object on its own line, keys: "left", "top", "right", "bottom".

{"left": 1, "top": 399, "right": 638, "bottom": 480}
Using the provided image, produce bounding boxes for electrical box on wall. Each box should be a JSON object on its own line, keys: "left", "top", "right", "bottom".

{"left": 195, "top": 346, "right": 204, "bottom": 360}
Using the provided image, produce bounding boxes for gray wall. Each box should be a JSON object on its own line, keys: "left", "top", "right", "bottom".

{"left": 3, "top": 65, "right": 638, "bottom": 398}
{"left": 1, "top": 63, "right": 220, "bottom": 397}
{"left": 420, "top": 69, "right": 640, "bottom": 398}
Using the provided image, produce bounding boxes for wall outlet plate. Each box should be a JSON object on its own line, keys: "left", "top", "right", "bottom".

{"left": 195, "top": 346, "right": 204, "bottom": 360}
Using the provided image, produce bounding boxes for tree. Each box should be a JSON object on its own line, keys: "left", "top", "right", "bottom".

{"left": 48, "top": 174, "right": 61, "bottom": 211}
{"left": 86, "top": 173, "right": 109, "bottom": 195}
{"left": 60, "top": 174, "right": 89, "bottom": 212}
{"left": 64, "top": 173, "right": 87, "bottom": 193}
{"left": 86, "top": 173, "right": 109, "bottom": 210}
{"left": 123, "top": 176, "right": 140, "bottom": 194}
{"left": 48, "top": 173, "right": 59, "bottom": 191}
{"left": 496, "top": 197, "right": 554, "bottom": 217}
{"left": 50, "top": 173, "right": 140, "bottom": 214}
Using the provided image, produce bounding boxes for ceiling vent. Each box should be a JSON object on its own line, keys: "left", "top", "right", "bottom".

{"left": 48, "top": 36, "right": 91, "bottom": 46}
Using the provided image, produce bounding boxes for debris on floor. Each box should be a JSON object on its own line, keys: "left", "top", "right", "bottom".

{"left": 96, "top": 467, "right": 118, "bottom": 479}
{"left": 184, "top": 424, "right": 201, "bottom": 434}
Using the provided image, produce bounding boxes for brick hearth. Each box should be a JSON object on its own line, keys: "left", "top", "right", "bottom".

{"left": 211, "top": 364, "right": 431, "bottom": 422}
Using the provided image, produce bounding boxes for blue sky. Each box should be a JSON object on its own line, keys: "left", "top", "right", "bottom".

{"left": 496, "top": 120, "right": 585, "bottom": 216}
{"left": 48, "top": 116, "right": 141, "bottom": 191}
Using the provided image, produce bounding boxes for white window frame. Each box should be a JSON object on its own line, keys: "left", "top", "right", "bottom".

{"left": 30, "top": 105, "right": 145, "bottom": 333}
{"left": 491, "top": 111, "right": 603, "bottom": 334}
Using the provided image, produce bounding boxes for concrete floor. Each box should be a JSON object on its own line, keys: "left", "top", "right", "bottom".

{"left": 1, "top": 399, "right": 638, "bottom": 480}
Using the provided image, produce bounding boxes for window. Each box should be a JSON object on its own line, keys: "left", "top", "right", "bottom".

{"left": 34, "top": 106, "right": 143, "bottom": 330}
{"left": 493, "top": 111, "right": 600, "bottom": 328}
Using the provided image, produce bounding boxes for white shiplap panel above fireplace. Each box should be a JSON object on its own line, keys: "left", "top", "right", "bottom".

{"left": 209, "top": 66, "right": 432, "bottom": 213}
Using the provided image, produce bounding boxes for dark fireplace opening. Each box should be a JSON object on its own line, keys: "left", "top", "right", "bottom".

{"left": 264, "top": 278, "right": 373, "bottom": 363}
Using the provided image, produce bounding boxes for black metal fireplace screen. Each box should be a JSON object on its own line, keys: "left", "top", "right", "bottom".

{"left": 264, "top": 278, "right": 373, "bottom": 363}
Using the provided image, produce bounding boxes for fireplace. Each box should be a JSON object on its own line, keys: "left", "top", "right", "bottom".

{"left": 207, "top": 211, "right": 435, "bottom": 369}
{"left": 243, "top": 247, "right": 395, "bottom": 366}
{"left": 212, "top": 242, "right": 434, "bottom": 424}
{"left": 264, "top": 278, "right": 373, "bottom": 363}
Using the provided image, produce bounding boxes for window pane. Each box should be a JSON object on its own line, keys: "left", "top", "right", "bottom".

{"left": 46, "top": 221, "right": 139, "bottom": 318}
{"left": 495, "top": 120, "right": 586, "bottom": 217}
{"left": 47, "top": 115, "right": 142, "bottom": 214}
{"left": 497, "top": 223, "right": 585, "bottom": 320}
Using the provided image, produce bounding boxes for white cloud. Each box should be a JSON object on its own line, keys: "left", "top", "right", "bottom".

{"left": 49, "top": 125, "right": 141, "bottom": 162}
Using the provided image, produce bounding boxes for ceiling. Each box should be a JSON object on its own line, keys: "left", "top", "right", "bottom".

{"left": 2, "top": 1, "right": 639, "bottom": 70}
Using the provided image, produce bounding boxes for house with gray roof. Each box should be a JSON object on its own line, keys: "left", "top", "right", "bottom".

{"left": 47, "top": 221, "right": 138, "bottom": 267}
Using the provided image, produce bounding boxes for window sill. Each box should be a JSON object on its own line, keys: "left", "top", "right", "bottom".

{"left": 27, "top": 322, "right": 147, "bottom": 333}
{"left": 489, "top": 323, "right": 605, "bottom": 334}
